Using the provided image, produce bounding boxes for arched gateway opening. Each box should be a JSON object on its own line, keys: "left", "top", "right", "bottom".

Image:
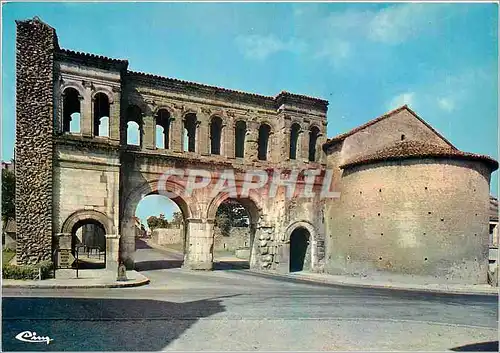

{"left": 134, "top": 194, "right": 186, "bottom": 270}
{"left": 61, "top": 210, "right": 112, "bottom": 270}
{"left": 72, "top": 220, "right": 106, "bottom": 269}
{"left": 289, "top": 227, "right": 311, "bottom": 272}
{"left": 208, "top": 195, "right": 261, "bottom": 270}
{"left": 120, "top": 179, "right": 194, "bottom": 270}
{"left": 213, "top": 199, "right": 252, "bottom": 268}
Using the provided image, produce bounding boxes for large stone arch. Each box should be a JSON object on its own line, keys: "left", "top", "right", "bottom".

{"left": 61, "top": 209, "right": 113, "bottom": 235}
{"left": 121, "top": 178, "right": 195, "bottom": 221}
{"left": 120, "top": 178, "right": 198, "bottom": 269}
{"left": 206, "top": 191, "right": 266, "bottom": 269}
{"left": 206, "top": 190, "right": 264, "bottom": 225}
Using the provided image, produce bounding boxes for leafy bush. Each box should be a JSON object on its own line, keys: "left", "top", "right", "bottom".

{"left": 2, "top": 260, "right": 54, "bottom": 280}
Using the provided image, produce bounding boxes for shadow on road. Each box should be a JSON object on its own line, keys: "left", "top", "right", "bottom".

{"left": 450, "top": 341, "right": 499, "bottom": 352}
{"left": 2, "top": 296, "right": 228, "bottom": 351}
{"left": 134, "top": 259, "right": 183, "bottom": 271}
{"left": 135, "top": 237, "right": 153, "bottom": 249}
{"left": 213, "top": 261, "right": 249, "bottom": 271}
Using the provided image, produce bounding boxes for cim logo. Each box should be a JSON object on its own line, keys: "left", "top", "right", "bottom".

{"left": 15, "top": 331, "right": 53, "bottom": 344}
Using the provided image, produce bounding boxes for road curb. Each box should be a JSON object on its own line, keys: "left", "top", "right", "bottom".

{"left": 247, "top": 270, "right": 499, "bottom": 296}
{"left": 2, "top": 274, "right": 151, "bottom": 289}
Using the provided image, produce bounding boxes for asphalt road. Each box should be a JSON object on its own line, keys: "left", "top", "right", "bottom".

{"left": 2, "top": 240, "right": 498, "bottom": 351}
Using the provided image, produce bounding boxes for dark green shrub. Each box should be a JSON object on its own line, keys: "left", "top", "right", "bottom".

{"left": 2, "top": 260, "right": 54, "bottom": 280}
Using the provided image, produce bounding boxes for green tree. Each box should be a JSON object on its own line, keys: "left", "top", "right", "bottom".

{"left": 147, "top": 215, "right": 170, "bottom": 230}
{"left": 1, "top": 169, "right": 15, "bottom": 222}
{"left": 170, "top": 212, "right": 184, "bottom": 227}
{"left": 147, "top": 216, "right": 160, "bottom": 231}
{"left": 215, "top": 200, "right": 249, "bottom": 236}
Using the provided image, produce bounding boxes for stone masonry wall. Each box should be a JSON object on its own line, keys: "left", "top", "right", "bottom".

{"left": 213, "top": 226, "right": 251, "bottom": 252}
{"left": 337, "top": 108, "right": 452, "bottom": 164}
{"left": 151, "top": 227, "right": 182, "bottom": 245}
{"left": 325, "top": 158, "right": 492, "bottom": 284}
{"left": 15, "top": 18, "right": 57, "bottom": 264}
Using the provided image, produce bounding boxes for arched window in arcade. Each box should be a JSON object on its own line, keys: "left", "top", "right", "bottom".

{"left": 308, "top": 126, "right": 320, "bottom": 162}
{"left": 125, "top": 105, "right": 143, "bottom": 146}
{"left": 93, "top": 92, "right": 110, "bottom": 137}
{"left": 258, "top": 123, "right": 271, "bottom": 161}
{"left": 183, "top": 113, "right": 197, "bottom": 152}
{"left": 210, "top": 116, "right": 223, "bottom": 155}
{"left": 156, "top": 109, "right": 171, "bottom": 149}
{"left": 62, "top": 87, "right": 81, "bottom": 133}
{"left": 289, "top": 123, "right": 301, "bottom": 160}
{"left": 234, "top": 120, "right": 246, "bottom": 158}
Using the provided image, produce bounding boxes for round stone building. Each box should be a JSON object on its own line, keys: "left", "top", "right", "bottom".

{"left": 326, "top": 140, "right": 498, "bottom": 284}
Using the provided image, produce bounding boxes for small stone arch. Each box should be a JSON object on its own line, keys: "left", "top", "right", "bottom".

{"left": 61, "top": 82, "right": 85, "bottom": 97}
{"left": 61, "top": 209, "right": 113, "bottom": 235}
{"left": 255, "top": 117, "right": 275, "bottom": 130}
{"left": 281, "top": 220, "right": 317, "bottom": 273}
{"left": 152, "top": 104, "right": 174, "bottom": 117}
{"left": 91, "top": 88, "right": 114, "bottom": 104}
{"left": 182, "top": 108, "right": 199, "bottom": 119}
{"left": 284, "top": 221, "right": 316, "bottom": 242}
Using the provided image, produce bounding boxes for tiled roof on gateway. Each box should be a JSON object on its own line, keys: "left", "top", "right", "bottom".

{"left": 56, "top": 46, "right": 328, "bottom": 107}
{"left": 340, "top": 140, "right": 499, "bottom": 171}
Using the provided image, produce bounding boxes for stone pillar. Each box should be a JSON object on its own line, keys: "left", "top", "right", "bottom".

{"left": 301, "top": 128, "right": 311, "bottom": 162}
{"left": 275, "top": 241, "right": 290, "bottom": 274}
{"left": 143, "top": 114, "right": 156, "bottom": 150}
{"left": 171, "top": 112, "right": 183, "bottom": 153}
{"left": 255, "top": 226, "right": 274, "bottom": 270}
{"left": 246, "top": 121, "right": 260, "bottom": 162}
{"left": 105, "top": 234, "right": 121, "bottom": 272}
{"left": 198, "top": 116, "right": 209, "bottom": 156}
{"left": 493, "top": 223, "right": 499, "bottom": 247}
{"left": 282, "top": 118, "right": 292, "bottom": 161}
{"left": 81, "top": 81, "right": 92, "bottom": 137}
{"left": 224, "top": 122, "right": 234, "bottom": 158}
{"left": 183, "top": 219, "right": 214, "bottom": 270}
{"left": 109, "top": 87, "right": 121, "bottom": 141}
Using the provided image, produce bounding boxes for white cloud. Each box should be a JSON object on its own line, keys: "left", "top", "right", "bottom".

{"left": 368, "top": 3, "right": 450, "bottom": 44}
{"left": 298, "top": 3, "right": 452, "bottom": 69}
{"left": 437, "top": 97, "right": 455, "bottom": 112}
{"left": 315, "top": 40, "right": 352, "bottom": 67}
{"left": 235, "top": 34, "right": 304, "bottom": 60}
{"left": 387, "top": 92, "right": 415, "bottom": 110}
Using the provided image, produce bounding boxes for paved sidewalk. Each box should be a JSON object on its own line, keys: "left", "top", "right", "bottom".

{"left": 2, "top": 269, "right": 150, "bottom": 289}
{"left": 249, "top": 269, "right": 499, "bottom": 296}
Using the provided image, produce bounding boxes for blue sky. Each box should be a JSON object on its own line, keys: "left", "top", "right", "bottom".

{"left": 2, "top": 2, "right": 498, "bottom": 223}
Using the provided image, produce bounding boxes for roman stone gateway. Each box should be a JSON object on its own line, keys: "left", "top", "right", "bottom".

{"left": 15, "top": 18, "right": 498, "bottom": 284}
{"left": 15, "top": 17, "right": 328, "bottom": 272}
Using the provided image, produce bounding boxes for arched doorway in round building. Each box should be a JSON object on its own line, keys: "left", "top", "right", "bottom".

{"left": 133, "top": 193, "right": 187, "bottom": 271}
{"left": 280, "top": 221, "right": 316, "bottom": 274}
{"left": 209, "top": 196, "right": 261, "bottom": 270}
{"left": 71, "top": 220, "right": 107, "bottom": 269}
{"left": 289, "top": 227, "right": 311, "bottom": 272}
